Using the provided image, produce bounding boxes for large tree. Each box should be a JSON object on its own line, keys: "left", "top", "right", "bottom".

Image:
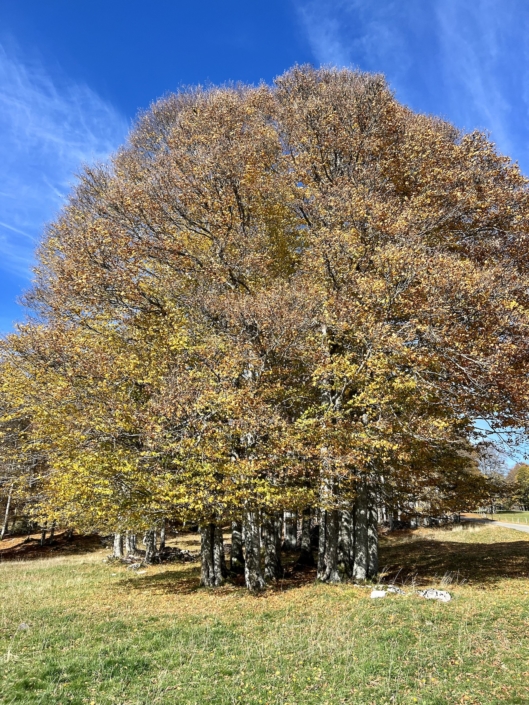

{"left": 2, "top": 65, "right": 529, "bottom": 587}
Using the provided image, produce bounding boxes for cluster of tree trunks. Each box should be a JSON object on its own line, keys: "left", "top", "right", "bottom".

{"left": 111, "top": 529, "right": 155, "bottom": 562}
{"left": 108, "top": 490, "right": 379, "bottom": 590}
{"left": 112, "top": 520, "right": 169, "bottom": 562}
{"left": 198, "top": 489, "right": 379, "bottom": 591}
{"left": 13, "top": 498, "right": 377, "bottom": 587}
{"left": 125, "top": 531, "right": 137, "bottom": 556}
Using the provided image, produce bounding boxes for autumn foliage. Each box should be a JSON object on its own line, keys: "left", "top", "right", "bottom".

{"left": 2, "top": 66, "right": 529, "bottom": 587}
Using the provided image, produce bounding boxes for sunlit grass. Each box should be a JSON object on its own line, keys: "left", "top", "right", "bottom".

{"left": 1, "top": 524, "right": 529, "bottom": 704}
{"left": 491, "top": 511, "right": 529, "bottom": 524}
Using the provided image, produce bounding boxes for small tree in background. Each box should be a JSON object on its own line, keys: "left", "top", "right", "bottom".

{"left": 506, "top": 463, "right": 529, "bottom": 510}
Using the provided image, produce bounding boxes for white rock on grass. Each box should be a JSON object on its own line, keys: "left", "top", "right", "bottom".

{"left": 370, "top": 589, "right": 387, "bottom": 599}
{"left": 418, "top": 589, "right": 451, "bottom": 602}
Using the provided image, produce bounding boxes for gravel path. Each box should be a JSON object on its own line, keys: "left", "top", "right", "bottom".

{"left": 463, "top": 517, "right": 529, "bottom": 534}
{"left": 490, "top": 520, "right": 529, "bottom": 534}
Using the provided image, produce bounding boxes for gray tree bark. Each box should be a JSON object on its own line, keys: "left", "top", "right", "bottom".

{"left": 282, "top": 511, "right": 298, "bottom": 551}
{"left": 338, "top": 508, "right": 355, "bottom": 578}
{"left": 143, "top": 529, "right": 157, "bottom": 564}
{"left": 263, "top": 512, "right": 283, "bottom": 581}
{"left": 159, "top": 521, "right": 166, "bottom": 552}
{"left": 243, "top": 510, "right": 266, "bottom": 591}
{"left": 200, "top": 523, "right": 225, "bottom": 586}
{"left": 125, "top": 532, "right": 137, "bottom": 556}
{"left": 213, "top": 525, "right": 227, "bottom": 581}
{"left": 112, "top": 532, "right": 124, "bottom": 558}
{"left": 230, "top": 521, "right": 245, "bottom": 573}
{"left": 353, "top": 478, "right": 368, "bottom": 581}
{"left": 297, "top": 508, "right": 315, "bottom": 566}
{"left": 200, "top": 523, "right": 215, "bottom": 586}
{"left": 317, "top": 447, "right": 341, "bottom": 582}
{"left": 317, "top": 508, "right": 326, "bottom": 577}
{"left": 367, "top": 493, "right": 379, "bottom": 579}
{"left": 317, "top": 509, "right": 341, "bottom": 582}
{"left": 1, "top": 485, "right": 13, "bottom": 540}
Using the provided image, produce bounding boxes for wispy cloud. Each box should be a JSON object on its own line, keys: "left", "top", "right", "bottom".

{"left": 296, "top": 0, "right": 529, "bottom": 463}
{"left": 295, "top": 0, "right": 529, "bottom": 172}
{"left": 295, "top": 0, "right": 430, "bottom": 84}
{"left": 0, "top": 45, "right": 128, "bottom": 279}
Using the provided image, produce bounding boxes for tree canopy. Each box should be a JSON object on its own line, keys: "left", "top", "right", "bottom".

{"left": 2, "top": 65, "right": 529, "bottom": 587}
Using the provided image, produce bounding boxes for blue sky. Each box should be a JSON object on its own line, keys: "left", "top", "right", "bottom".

{"left": 0, "top": 1, "right": 528, "bottom": 465}
{"left": 2, "top": 0, "right": 529, "bottom": 332}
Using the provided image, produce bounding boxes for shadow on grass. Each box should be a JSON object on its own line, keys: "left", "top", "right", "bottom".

{"left": 117, "top": 534, "right": 529, "bottom": 594}
{"left": 380, "top": 537, "right": 529, "bottom": 586}
{"left": 0, "top": 532, "right": 102, "bottom": 562}
{"left": 119, "top": 558, "right": 318, "bottom": 596}
{"left": 121, "top": 565, "right": 203, "bottom": 595}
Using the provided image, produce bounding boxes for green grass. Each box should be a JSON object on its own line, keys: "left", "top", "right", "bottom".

{"left": 1, "top": 525, "right": 529, "bottom": 704}
{"left": 490, "top": 511, "right": 529, "bottom": 524}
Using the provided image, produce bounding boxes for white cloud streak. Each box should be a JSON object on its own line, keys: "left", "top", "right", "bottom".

{"left": 0, "top": 45, "right": 128, "bottom": 279}
{"left": 296, "top": 0, "right": 529, "bottom": 462}
{"left": 295, "top": 0, "right": 529, "bottom": 171}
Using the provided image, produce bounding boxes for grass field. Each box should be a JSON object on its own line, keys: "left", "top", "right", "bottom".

{"left": 1, "top": 524, "right": 529, "bottom": 705}
{"left": 490, "top": 511, "right": 529, "bottom": 524}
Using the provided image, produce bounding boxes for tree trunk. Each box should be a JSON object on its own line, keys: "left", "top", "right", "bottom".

{"left": 200, "top": 523, "right": 225, "bottom": 587}
{"left": 125, "top": 532, "right": 137, "bottom": 556}
{"left": 243, "top": 510, "right": 265, "bottom": 591}
{"left": 282, "top": 511, "right": 298, "bottom": 551}
{"left": 353, "top": 478, "right": 368, "bottom": 581}
{"left": 1, "top": 485, "right": 13, "bottom": 540}
{"left": 317, "top": 509, "right": 341, "bottom": 582}
{"left": 200, "top": 523, "right": 215, "bottom": 586}
{"left": 338, "top": 508, "right": 354, "bottom": 578}
{"left": 297, "top": 507, "right": 315, "bottom": 566}
{"left": 40, "top": 524, "right": 47, "bottom": 547}
{"left": 143, "top": 529, "right": 157, "bottom": 564}
{"left": 317, "top": 508, "right": 327, "bottom": 578}
{"left": 230, "top": 521, "right": 245, "bottom": 573}
{"left": 113, "top": 532, "right": 124, "bottom": 558}
{"left": 213, "top": 525, "right": 227, "bottom": 582}
{"left": 49, "top": 521, "right": 56, "bottom": 544}
{"left": 324, "top": 510, "right": 341, "bottom": 582}
{"left": 263, "top": 512, "right": 283, "bottom": 581}
{"left": 159, "top": 521, "right": 166, "bottom": 552}
{"left": 367, "top": 493, "right": 378, "bottom": 579}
